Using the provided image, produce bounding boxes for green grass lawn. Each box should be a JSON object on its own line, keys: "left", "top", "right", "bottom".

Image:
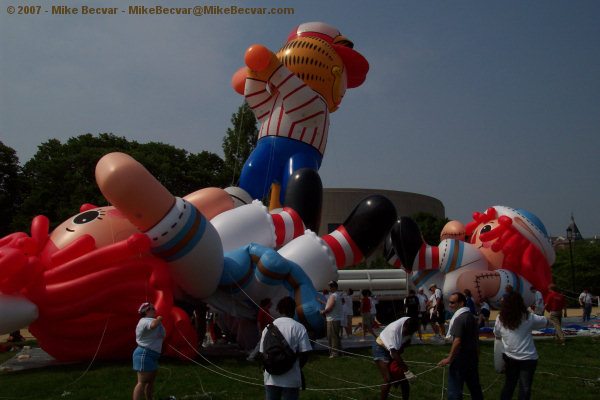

{"left": 1, "top": 337, "right": 599, "bottom": 400}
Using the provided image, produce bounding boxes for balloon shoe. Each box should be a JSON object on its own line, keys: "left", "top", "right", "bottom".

{"left": 384, "top": 233, "right": 402, "bottom": 268}
{"left": 389, "top": 216, "right": 424, "bottom": 272}
{"left": 322, "top": 194, "right": 397, "bottom": 268}
{"left": 283, "top": 168, "right": 323, "bottom": 232}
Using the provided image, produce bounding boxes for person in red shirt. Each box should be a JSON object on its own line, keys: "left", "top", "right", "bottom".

{"left": 360, "top": 289, "right": 376, "bottom": 341}
{"left": 257, "top": 298, "right": 274, "bottom": 332}
{"left": 247, "top": 298, "right": 274, "bottom": 360}
{"left": 544, "top": 284, "right": 567, "bottom": 344}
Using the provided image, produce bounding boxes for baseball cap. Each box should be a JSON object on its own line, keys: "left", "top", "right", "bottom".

{"left": 138, "top": 302, "right": 154, "bottom": 314}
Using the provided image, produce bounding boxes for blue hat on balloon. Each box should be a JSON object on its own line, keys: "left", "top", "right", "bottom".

{"left": 491, "top": 206, "right": 555, "bottom": 265}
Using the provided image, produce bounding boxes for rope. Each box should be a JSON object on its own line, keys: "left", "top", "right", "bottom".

{"left": 172, "top": 321, "right": 448, "bottom": 395}
{"left": 174, "top": 325, "right": 261, "bottom": 382}
{"left": 440, "top": 365, "right": 445, "bottom": 400}
{"left": 167, "top": 344, "right": 265, "bottom": 388}
{"left": 64, "top": 313, "right": 112, "bottom": 388}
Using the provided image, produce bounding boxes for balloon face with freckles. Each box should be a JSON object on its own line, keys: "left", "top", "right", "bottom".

{"left": 49, "top": 206, "right": 140, "bottom": 250}
{"left": 468, "top": 219, "right": 505, "bottom": 270}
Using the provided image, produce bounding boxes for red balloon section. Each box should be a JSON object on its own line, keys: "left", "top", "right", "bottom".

{"left": 0, "top": 214, "right": 197, "bottom": 361}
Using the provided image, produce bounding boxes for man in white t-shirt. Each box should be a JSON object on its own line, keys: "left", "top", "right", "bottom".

{"left": 342, "top": 289, "right": 354, "bottom": 338}
{"left": 530, "top": 286, "right": 545, "bottom": 316}
{"left": 260, "top": 296, "right": 311, "bottom": 399}
{"left": 579, "top": 289, "right": 593, "bottom": 322}
{"left": 429, "top": 283, "right": 446, "bottom": 338}
{"left": 320, "top": 280, "right": 345, "bottom": 357}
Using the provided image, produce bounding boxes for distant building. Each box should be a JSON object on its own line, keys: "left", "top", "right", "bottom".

{"left": 552, "top": 213, "right": 586, "bottom": 249}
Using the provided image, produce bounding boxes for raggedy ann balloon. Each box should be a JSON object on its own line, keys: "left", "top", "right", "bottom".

{"left": 386, "top": 207, "right": 554, "bottom": 308}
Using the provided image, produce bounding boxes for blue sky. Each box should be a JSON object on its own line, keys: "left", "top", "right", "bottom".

{"left": 1, "top": 1, "right": 598, "bottom": 238}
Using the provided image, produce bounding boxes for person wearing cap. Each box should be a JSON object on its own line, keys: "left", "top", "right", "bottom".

{"left": 232, "top": 21, "right": 369, "bottom": 208}
{"left": 388, "top": 206, "right": 555, "bottom": 310}
{"left": 320, "top": 280, "right": 344, "bottom": 357}
{"left": 133, "top": 302, "right": 166, "bottom": 400}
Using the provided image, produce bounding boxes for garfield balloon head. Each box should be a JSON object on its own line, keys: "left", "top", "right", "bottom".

{"left": 277, "top": 22, "right": 369, "bottom": 112}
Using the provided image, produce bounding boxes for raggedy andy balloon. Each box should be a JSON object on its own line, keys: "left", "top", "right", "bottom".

{"left": 386, "top": 206, "right": 555, "bottom": 308}
{"left": 231, "top": 22, "right": 369, "bottom": 209}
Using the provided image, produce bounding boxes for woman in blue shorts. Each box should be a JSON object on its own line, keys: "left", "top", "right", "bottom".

{"left": 373, "top": 317, "right": 418, "bottom": 400}
{"left": 133, "top": 302, "right": 165, "bottom": 400}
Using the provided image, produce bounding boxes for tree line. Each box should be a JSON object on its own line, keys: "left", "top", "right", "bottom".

{"left": 1, "top": 103, "right": 257, "bottom": 236}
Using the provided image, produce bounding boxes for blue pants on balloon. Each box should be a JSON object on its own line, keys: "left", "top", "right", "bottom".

{"left": 218, "top": 244, "right": 325, "bottom": 335}
{"left": 239, "top": 136, "right": 322, "bottom": 203}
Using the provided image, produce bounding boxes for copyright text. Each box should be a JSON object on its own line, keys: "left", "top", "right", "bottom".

{"left": 5, "top": 5, "right": 295, "bottom": 16}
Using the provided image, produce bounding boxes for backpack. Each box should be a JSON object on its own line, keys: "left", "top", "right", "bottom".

{"left": 261, "top": 323, "right": 297, "bottom": 375}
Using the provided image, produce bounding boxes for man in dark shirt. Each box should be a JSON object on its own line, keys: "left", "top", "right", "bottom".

{"left": 438, "top": 292, "right": 483, "bottom": 400}
{"left": 404, "top": 289, "right": 422, "bottom": 340}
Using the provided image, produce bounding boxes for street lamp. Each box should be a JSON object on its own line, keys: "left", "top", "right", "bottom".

{"left": 566, "top": 225, "right": 575, "bottom": 291}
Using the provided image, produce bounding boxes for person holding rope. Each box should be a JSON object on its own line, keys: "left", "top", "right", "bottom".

{"left": 494, "top": 291, "right": 550, "bottom": 400}
{"left": 372, "top": 316, "right": 418, "bottom": 400}
{"left": 438, "top": 292, "right": 483, "bottom": 400}
{"left": 133, "top": 302, "right": 166, "bottom": 400}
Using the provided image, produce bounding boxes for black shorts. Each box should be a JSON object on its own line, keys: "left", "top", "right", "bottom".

{"left": 480, "top": 309, "right": 490, "bottom": 318}
{"left": 434, "top": 309, "right": 446, "bottom": 324}
{"left": 420, "top": 312, "right": 429, "bottom": 324}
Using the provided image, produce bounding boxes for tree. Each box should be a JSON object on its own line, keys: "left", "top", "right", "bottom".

{"left": 411, "top": 211, "right": 450, "bottom": 246}
{"left": 11, "top": 133, "right": 228, "bottom": 232}
{"left": 551, "top": 242, "right": 600, "bottom": 303}
{"left": 221, "top": 102, "right": 258, "bottom": 186}
{"left": 0, "top": 141, "right": 22, "bottom": 236}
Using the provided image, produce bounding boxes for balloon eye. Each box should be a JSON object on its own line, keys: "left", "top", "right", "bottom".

{"left": 480, "top": 224, "right": 492, "bottom": 234}
{"left": 73, "top": 210, "right": 100, "bottom": 225}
